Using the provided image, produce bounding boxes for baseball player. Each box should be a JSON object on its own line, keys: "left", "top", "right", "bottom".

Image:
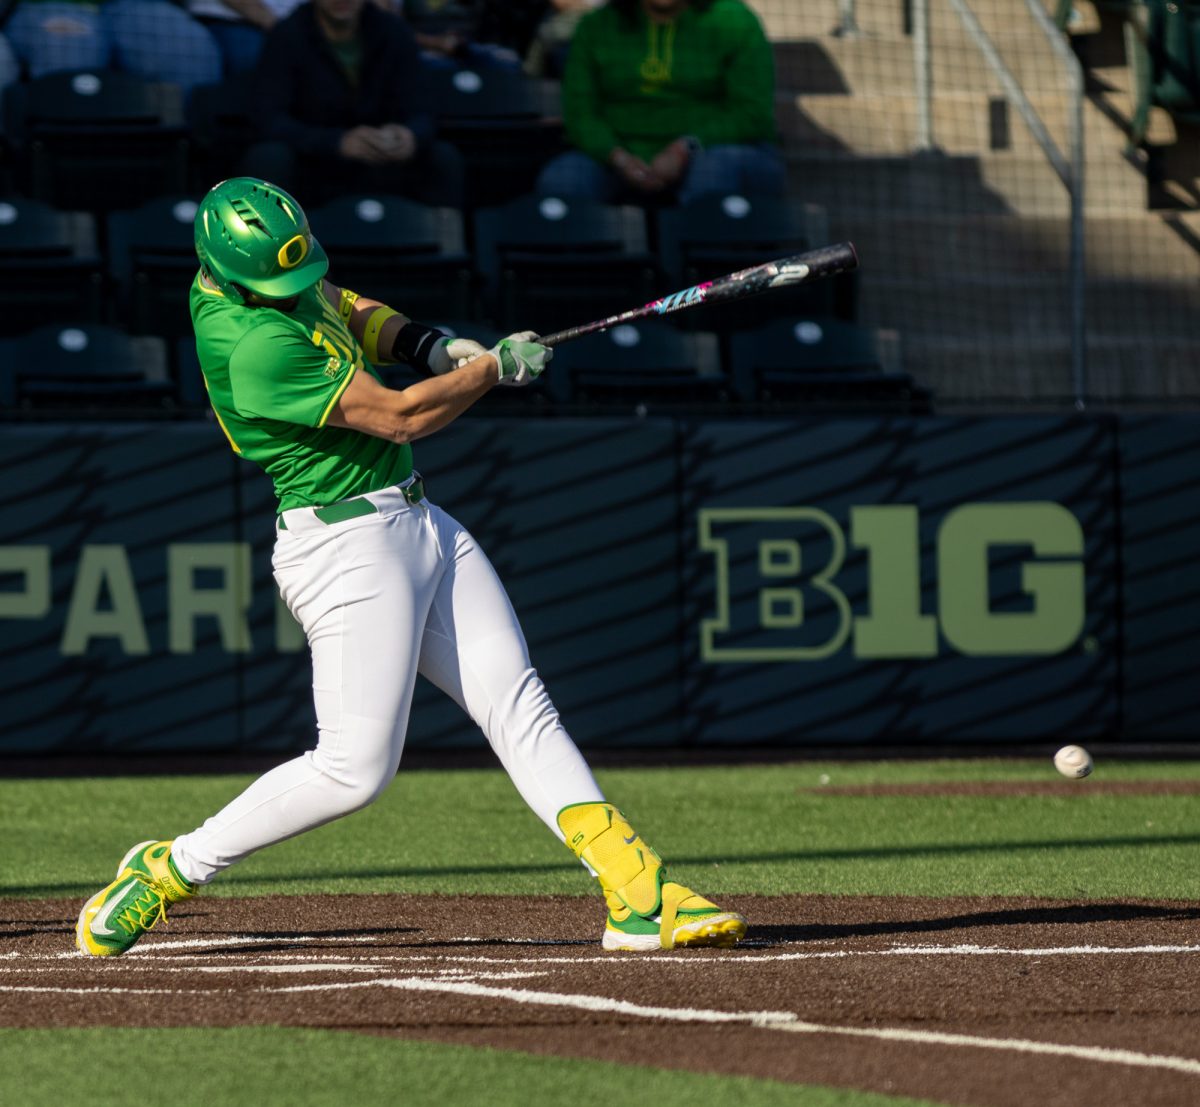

{"left": 75, "top": 177, "right": 745, "bottom": 957}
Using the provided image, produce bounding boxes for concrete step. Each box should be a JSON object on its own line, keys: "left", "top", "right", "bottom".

{"left": 908, "top": 333, "right": 1200, "bottom": 402}
{"left": 785, "top": 149, "right": 1147, "bottom": 216}
{"left": 782, "top": 90, "right": 1142, "bottom": 159}
{"left": 827, "top": 211, "right": 1200, "bottom": 278}
{"left": 752, "top": 0, "right": 902, "bottom": 40}
{"left": 750, "top": 0, "right": 1071, "bottom": 43}
{"left": 775, "top": 32, "right": 1076, "bottom": 97}
{"left": 861, "top": 274, "right": 1200, "bottom": 339}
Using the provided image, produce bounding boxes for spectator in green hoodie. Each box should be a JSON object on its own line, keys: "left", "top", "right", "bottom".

{"left": 536, "top": 0, "right": 785, "bottom": 204}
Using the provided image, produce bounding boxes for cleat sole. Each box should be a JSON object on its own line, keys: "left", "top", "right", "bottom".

{"left": 602, "top": 912, "right": 746, "bottom": 952}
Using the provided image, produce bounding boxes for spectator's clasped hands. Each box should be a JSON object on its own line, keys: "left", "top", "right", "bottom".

{"left": 610, "top": 139, "right": 691, "bottom": 194}
{"left": 610, "top": 147, "right": 664, "bottom": 193}
{"left": 338, "top": 124, "right": 417, "bottom": 164}
{"left": 649, "top": 138, "right": 692, "bottom": 188}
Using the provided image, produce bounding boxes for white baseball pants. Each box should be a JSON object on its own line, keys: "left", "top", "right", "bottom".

{"left": 171, "top": 480, "right": 605, "bottom": 884}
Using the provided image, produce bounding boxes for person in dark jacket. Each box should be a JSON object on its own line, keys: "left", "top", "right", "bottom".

{"left": 242, "top": 0, "right": 464, "bottom": 207}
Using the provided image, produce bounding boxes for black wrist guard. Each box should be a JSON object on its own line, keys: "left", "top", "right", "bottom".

{"left": 391, "top": 320, "right": 446, "bottom": 374}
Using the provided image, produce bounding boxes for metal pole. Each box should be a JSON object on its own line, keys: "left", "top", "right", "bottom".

{"left": 914, "top": 0, "right": 934, "bottom": 150}
{"left": 1022, "top": 0, "right": 1088, "bottom": 405}
{"left": 837, "top": 0, "right": 860, "bottom": 37}
{"left": 1068, "top": 86, "right": 1086, "bottom": 409}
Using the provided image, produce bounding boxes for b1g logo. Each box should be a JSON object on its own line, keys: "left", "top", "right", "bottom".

{"left": 699, "top": 503, "right": 1086, "bottom": 662}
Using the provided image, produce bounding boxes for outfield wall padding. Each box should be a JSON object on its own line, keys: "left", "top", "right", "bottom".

{"left": 0, "top": 415, "right": 1195, "bottom": 752}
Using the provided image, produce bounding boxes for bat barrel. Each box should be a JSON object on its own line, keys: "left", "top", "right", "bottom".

{"left": 536, "top": 241, "right": 858, "bottom": 348}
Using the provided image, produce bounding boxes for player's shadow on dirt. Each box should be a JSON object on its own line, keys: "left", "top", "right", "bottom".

{"left": 171, "top": 923, "right": 416, "bottom": 956}
{"left": 748, "top": 902, "right": 1200, "bottom": 944}
{"left": 0, "top": 923, "right": 74, "bottom": 940}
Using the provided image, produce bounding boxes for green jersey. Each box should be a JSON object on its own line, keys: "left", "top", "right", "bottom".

{"left": 563, "top": 0, "right": 777, "bottom": 166}
{"left": 189, "top": 273, "right": 413, "bottom": 512}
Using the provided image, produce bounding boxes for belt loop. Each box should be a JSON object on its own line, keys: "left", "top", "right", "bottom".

{"left": 402, "top": 472, "right": 425, "bottom": 506}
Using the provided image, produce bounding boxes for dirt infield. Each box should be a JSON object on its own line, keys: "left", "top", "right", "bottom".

{"left": 4, "top": 893, "right": 1200, "bottom": 1106}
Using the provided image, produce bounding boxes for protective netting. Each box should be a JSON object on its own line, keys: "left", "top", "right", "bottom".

{"left": 753, "top": 0, "right": 1200, "bottom": 408}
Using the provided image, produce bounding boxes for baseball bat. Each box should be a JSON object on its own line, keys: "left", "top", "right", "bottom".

{"left": 534, "top": 242, "right": 859, "bottom": 347}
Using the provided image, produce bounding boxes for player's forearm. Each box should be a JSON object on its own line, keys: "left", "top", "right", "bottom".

{"left": 388, "top": 357, "right": 499, "bottom": 442}
{"left": 329, "top": 355, "right": 498, "bottom": 444}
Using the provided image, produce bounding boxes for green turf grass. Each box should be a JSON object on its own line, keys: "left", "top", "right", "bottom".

{"left": 0, "top": 1028, "right": 945, "bottom": 1107}
{"left": 4, "top": 758, "right": 1200, "bottom": 901}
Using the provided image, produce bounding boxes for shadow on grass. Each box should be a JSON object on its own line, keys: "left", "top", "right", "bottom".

{"left": 10, "top": 832, "right": 1200, "bottom": 898}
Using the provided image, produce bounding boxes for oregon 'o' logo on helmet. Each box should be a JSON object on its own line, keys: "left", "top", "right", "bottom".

{"left": 195, "top": 178, "right": 328, "bottom": 304}
{"left": 277, "top": 234, "right": 309, "bottom": 270}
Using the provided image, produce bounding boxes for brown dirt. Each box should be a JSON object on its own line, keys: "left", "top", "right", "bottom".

{"left": 4, "top": 893, "right": 1200, "bottom": 1106}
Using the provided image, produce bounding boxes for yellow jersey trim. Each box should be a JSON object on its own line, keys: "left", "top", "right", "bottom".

{"left": 318, "top": 362, "right": 358, "bottom": 427}
{"left": 203, "top": 377, "right": 243, "bottom": 454}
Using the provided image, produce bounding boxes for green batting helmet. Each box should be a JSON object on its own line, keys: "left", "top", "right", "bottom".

{"left": 195, "top": 177, "right": 328, "bottom": 304}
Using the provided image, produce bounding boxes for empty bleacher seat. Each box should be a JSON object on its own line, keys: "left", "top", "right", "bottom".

{"left": 3, "top": 70, "right": 189, "bottom": 212}
{"left": 308, "top": 195, "right": 475, "bottom": 321}
{"left": 0, "top": 197, "right": 105, "bottom": 333}
{"left": 547, "top": 320, "right": 728, "bottom": 410}
{"left": 424, "top": 67, "right": 565, "bottom": 209}
{"left": 188, "top": 73, "right": 258, "bottom": 189}
{"left": 175, "top": 336, "right": 207, "bottom": 412}
{"left": 727, "top": 317, "right": 931, "bottom": 413}
{"left": 472, "top": 194, "right": 657, "bottom": 334}
{"left": 107, "top": 195, "right": 201, "bottom": 341}
{"left": 6, "top": 324, "right": 175, "bottom": 414}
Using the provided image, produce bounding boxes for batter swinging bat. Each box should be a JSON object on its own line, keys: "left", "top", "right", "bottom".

{"left": 534, "top": 242, "right": 859, "bottom": 347}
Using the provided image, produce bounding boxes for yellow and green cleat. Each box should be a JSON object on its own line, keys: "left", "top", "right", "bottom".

{"left": 602, "top": 882, "right": 747, "bottom": 952}
{"left": 558, "top": 802, "right": 746, "bottom": 952}
{"left": 76, "top": 840, "right": 196, "bottom": 958}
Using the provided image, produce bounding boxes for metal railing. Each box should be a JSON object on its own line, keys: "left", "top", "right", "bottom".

{"left": 911, "top": 0, "right": 1088, "bottom": 407}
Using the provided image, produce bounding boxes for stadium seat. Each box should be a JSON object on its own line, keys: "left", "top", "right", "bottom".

{"left": 3, "top": 70, "right": 189, "bottom": 212}
{"left": 655, "top": 193, "right": 854, "bottom": 328}
{"left": 7, "top": 324, "right": 175, "bottom": 414}
{"left": 188, "top": 73, "right": 258, "bottom": 190}
{"left": 547, "top": 320, "right": 728, "bottom": 411}
{"left": 472, "top": 194, "right": 657, "bottom": 334}
{"left": 174, "top": 336, "right": 207, "bottom": 412}
{"left": 1126, "top": 0, "right": 1200, "bottom": 149}
{"left": 308, "top": 195, "right": 475, "bottom": 321}
{"left": 0, "top": 197, "right": 105, "bottom": 333}
{"left": 727, "top": 317, "right": 932, "bottom": 413}
{"left": 423, "top": 67, "right": 565, "bottom": 209}
{"left": 401, "top": 0, "right": 480, "bottom": 36}
{"left": 107, "top": 195, "right": 202, "bottom": 341}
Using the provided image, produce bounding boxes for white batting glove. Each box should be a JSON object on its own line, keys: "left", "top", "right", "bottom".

{"left": 427, "top": 336, "right": 488, "bottom": 375}
{"left": 489, "top": 331, "right": 552, "bottom": 387}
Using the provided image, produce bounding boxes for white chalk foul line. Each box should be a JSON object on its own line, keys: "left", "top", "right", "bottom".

{"left": 260, "top": 975, "right": 1200, "bottom": 1078}
{"left": 8, "top": 940, "right": 1200, "bottom": 968}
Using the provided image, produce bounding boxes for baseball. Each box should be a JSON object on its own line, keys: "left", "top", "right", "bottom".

{"left": 1053, "top": 744, "right": 1093, "bottom": 779}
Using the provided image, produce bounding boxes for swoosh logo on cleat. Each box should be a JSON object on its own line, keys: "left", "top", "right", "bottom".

{"left": 623, "top": 833, "right": 637, "bottom": 844}
{"left": 90, "top": 880, "right": 138, "bottom": 937}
